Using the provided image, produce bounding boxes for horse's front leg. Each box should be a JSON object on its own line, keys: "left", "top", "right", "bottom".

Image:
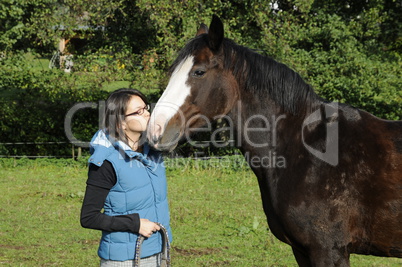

{"left": 292, "top": 246, "right": 350, "bottom": 267}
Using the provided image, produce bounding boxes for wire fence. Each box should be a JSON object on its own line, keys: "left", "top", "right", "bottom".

{"left": 0, "top": 141, "right": 84, "bottom": 159}
{"left": 0, "top": 140, "right": 237, "bottom": 159}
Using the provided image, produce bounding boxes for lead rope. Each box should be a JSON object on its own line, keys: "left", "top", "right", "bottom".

{"left": 134, "top": 223, "right": 170, "bottom": 267}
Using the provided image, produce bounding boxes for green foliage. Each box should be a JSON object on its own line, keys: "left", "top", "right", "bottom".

{"left": 0, "top": 0, "right": 401, "bottom": 156}
{"left": 288, "top": 12, "right": 402, "bottom": 120}
{"left": 0, "top": 51, "right": 109, "bottom": 156}
{"left": 133, "top": 0, "right": 401, "bottom": 119}
{"left": 248, "top": 3, "right": 401, "bottom": 120}
{"left": 0, "top": 0, "right": 128, "bottom": 53}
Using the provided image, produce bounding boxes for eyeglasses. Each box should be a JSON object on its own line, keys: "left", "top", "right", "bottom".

{"left": 125, "top": 104, "right": 150, "bottom": 117}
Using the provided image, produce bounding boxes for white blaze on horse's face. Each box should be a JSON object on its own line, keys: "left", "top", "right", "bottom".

{"left": 147, "top": 56, "right": 195, "bottom": 150}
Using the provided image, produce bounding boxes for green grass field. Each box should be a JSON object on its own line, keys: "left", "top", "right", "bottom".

{"left": 0, "top": 157, "right": 401, "bottom": 266}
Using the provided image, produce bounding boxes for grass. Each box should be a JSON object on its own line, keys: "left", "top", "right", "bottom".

{"left": 101, "top": 81, "right": 132, "bottom": 92}
{"left": 24, "top": 52, "right": 50, "bottom": 72}
{"left": 24, "top": 53, "right": 142, "bottom": 94}
{"left": 0, "top": 157, "right": 401, "bottom": 266}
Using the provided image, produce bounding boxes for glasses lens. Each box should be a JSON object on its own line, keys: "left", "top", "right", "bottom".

{"left": 126, "top": 105, "right": 150, "bottom": 117}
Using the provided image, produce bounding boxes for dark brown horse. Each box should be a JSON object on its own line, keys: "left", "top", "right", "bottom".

{"left": 147, "top": 15, "right": 402, "bottom": 266}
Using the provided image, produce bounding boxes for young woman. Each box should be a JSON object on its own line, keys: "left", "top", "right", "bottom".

{"left": 80, "top": 88, "right": 171, "bottom": 266}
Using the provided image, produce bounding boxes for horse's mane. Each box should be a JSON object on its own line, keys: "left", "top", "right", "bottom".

{"left": 170, "top": 35, "right": 322, "bottom": 114}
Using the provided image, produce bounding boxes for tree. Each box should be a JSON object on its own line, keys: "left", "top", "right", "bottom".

{"left": 0, "top": 0, "right": 400, "bottom": 156}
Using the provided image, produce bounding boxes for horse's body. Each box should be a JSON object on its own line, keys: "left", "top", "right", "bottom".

{"left": 147, "top": 16, "right": 402, "bottom": 266}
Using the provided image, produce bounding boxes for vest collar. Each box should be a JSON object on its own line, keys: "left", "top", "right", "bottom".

{"left": 89, "top": 130, "right": 151, "bottom": 166}
{"left": 115, "top": 140, "right": 151, "bottom": 163}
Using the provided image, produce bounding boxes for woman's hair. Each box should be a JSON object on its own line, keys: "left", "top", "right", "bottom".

{"left": 103, "top": 88, "right": 149, "bottom": 143}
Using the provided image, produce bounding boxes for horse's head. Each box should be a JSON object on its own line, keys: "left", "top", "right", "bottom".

{"left": 147, "top": 15, "right": 239, "bottom": 151}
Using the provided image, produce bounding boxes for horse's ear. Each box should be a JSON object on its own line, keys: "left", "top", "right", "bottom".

{"left": 196, "top": 23, "right": 208, "bottom": 36}
{"left": 208, "top": 15, "right": 224, "bottom": 52}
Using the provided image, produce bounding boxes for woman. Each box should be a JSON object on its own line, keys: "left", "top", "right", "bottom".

{"left": 80, "top": 88, "right": 171, "bottom": 266}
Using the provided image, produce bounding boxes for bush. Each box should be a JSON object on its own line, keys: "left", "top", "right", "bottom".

{"left": 0, "top": 51, "right": 109, "bottom": 156}
{"left": 1, "top": 1, "right": 401, "bottom": 157}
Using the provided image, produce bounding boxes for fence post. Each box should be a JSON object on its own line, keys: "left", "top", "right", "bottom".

{"left": 72, "top": 144, "right": 75, "bottom": 159}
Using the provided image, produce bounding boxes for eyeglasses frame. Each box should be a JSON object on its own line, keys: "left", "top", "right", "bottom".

{"left": 125, "top": 104, "right": 151, "bottom": 117}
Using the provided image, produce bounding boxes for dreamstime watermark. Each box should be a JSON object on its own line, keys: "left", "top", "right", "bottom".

{"left": 64, "top": 100, "right": 339, "bottom": 167}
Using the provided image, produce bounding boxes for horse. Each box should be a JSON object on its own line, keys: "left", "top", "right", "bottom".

{"left": 146, "top": 15, "right": 402, "bottom": 266}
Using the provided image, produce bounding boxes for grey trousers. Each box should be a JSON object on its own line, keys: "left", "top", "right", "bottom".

{"left": 100, "top": 253, "right": 161, "bottom": 267}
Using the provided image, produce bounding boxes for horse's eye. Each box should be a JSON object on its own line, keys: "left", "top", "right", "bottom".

{"left": 193, "top": 69, "right": 206, "bottom": 77}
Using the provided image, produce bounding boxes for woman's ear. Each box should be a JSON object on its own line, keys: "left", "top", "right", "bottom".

{"left": 121, "top": 121, "right": 127, "bottom": 131}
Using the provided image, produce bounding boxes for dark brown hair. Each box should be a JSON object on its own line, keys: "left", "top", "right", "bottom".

{"left": 103, "top": 88, "right": 149, "bottom": 144}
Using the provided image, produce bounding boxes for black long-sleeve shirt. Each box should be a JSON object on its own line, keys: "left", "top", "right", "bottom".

{"left": 80, "top": 160, "right": 140, "bottom": 233}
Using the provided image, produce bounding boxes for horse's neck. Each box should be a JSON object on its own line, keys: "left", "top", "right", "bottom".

{"left": 228, "top": 92, "right": 323, "bottom": 156}
{"left": 229, "top": 56, "right": 325, "bottom": 154}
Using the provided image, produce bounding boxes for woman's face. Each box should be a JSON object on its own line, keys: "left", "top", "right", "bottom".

{"left": 122, "top": 95, "right": 150, "bottom": 135}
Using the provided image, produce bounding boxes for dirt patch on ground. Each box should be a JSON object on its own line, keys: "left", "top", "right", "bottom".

{"left": 78, "top": 239, "right": 99, "bottom": 245}
{"left": 0, "top": 244, "right": 25, "bottom": 250}
{"left": 172, "top": 246, "right": 228, "bottom": 256}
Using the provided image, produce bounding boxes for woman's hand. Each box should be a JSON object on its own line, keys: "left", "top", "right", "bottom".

{"left": 139, "top": 219, "right": 160, "bottom": 238}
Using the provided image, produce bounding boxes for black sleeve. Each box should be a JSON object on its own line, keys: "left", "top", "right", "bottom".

{"left": 80, "top": 161, "right": 140, "bottom": 233}
{"left": 86, "top": 160, "right": 116, "bottom": 189}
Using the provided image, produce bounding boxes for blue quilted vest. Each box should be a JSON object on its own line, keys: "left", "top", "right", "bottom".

{"left": 88, "top": 130, "right": 172, "bottom": 261}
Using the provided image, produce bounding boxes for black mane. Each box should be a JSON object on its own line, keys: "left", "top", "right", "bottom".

{"left": 170, "top": 35, "right": 322, "bottom": 114}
